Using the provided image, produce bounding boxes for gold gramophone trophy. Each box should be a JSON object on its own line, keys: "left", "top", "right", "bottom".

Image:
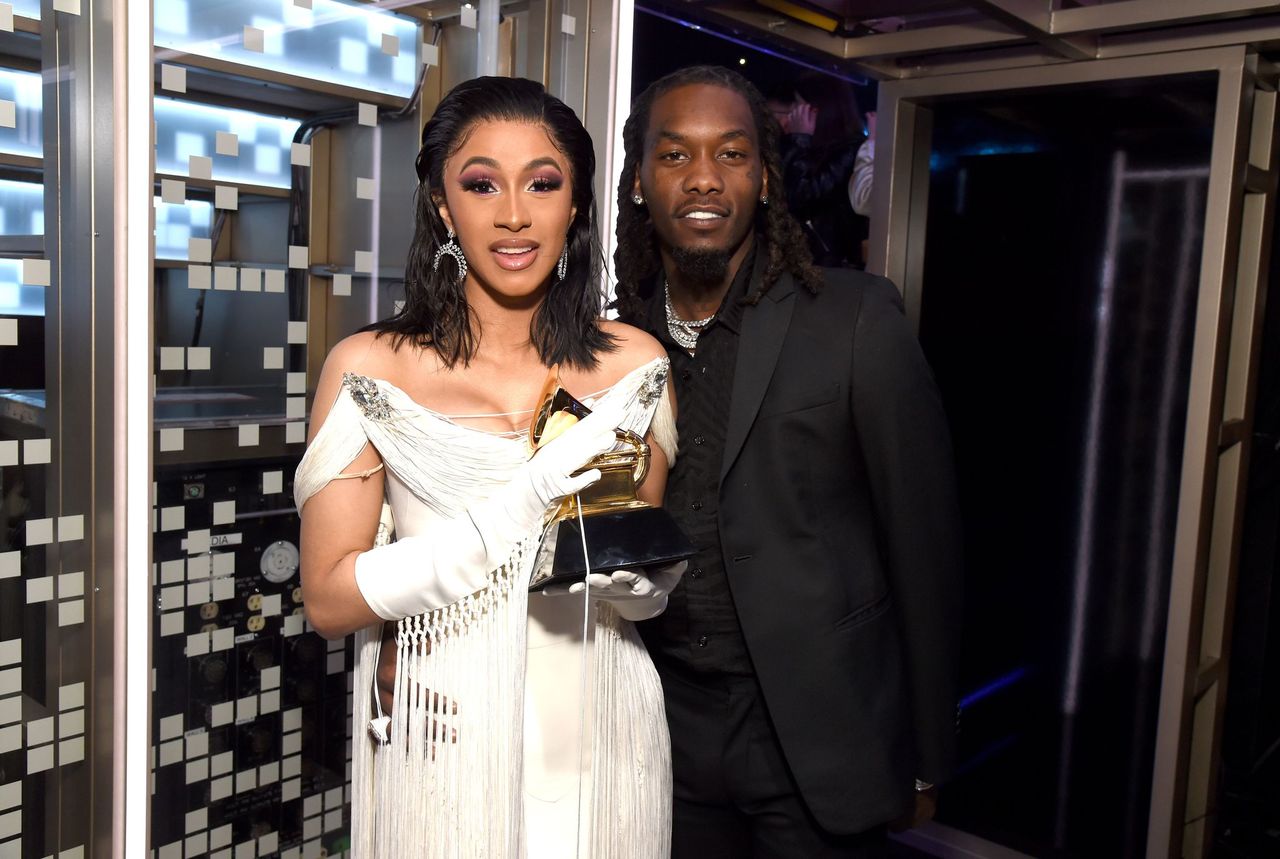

{"left": 526, "top": 368, "right": 694, "bottom": 592}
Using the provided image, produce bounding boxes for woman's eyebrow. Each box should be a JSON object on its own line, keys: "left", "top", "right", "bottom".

{"left": 457, "top": 156, "right": 563, "bottom": 172}
{"left": 459, "top": 156, "right": 500, "bottom": 171}
{"left": 525, "top": 157, "right": 563, "bottom": 172}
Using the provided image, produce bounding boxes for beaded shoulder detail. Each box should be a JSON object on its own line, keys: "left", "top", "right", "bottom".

{"left": 343, "top": 373, "right": 394, "bottom": 421}
{"left": 637, "top": 361, "right": 669, "bottom": 408}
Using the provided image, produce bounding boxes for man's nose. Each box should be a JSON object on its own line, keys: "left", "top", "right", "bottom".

{"left": 682, "top": 152, "right": 724, "bottom": 195}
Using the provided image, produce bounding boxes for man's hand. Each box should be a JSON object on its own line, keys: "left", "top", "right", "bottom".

{"left": 889, "top": 786, "right": 937, "bottom": 832}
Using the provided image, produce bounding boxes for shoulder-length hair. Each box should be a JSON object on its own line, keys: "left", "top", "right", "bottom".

{"left": 368, "top": 76, "right": 615, "bottom": 370}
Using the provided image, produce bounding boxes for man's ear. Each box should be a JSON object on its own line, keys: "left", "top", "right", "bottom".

{"left": 631, "top": 175, "right": 642, "bottom": 201}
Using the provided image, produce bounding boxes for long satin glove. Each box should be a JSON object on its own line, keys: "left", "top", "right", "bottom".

{"left": 551, "top": 561, "right": 687, "bottom": 622}
{"left": 353, "top": 401, "right": 627, "bottom": 621}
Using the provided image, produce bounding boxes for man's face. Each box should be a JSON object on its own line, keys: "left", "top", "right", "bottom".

{"left": 635, "top": 83, "right": 764, "bottom": 282}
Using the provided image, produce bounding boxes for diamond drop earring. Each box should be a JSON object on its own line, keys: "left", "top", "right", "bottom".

{"left": 432, "top": 227, "right": 468, "bottom": 284}
{"left": 556, "top": 242, "right": 569, "bottom": 281}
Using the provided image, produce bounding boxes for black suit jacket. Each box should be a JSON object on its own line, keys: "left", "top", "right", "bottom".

{"left": 633, "top": 264, "right": 963, "bottom": 834}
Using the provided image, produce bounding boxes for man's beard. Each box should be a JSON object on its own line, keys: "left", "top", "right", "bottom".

{"left": 669, "top": 246, "right": 731, "bottom": 287}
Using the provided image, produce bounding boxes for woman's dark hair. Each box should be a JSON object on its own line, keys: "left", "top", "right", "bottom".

{"left": 613, "top": 65, "right": 822, "bottom": 320}
{"left": 794, "top": 72, "right": 865, "bottom": 155}
{"left": 368, "top": 76, "right": 614, "bottom": 370}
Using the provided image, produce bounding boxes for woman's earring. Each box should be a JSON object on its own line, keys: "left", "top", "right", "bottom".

{"left": 631, "top": 194, "right": 644, "bottom": 206}
{"left": 556, "top": 242, "right": 569, "bottom": 281}
{"left": 760, "top": 194, "right": 770, "bottom": 206}
{"left": 432, "top": 227, "right": 468, "bottom": 284}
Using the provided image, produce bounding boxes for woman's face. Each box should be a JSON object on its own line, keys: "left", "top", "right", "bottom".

{"left": 436, "top": 120, "right": 576, "bottom": 305}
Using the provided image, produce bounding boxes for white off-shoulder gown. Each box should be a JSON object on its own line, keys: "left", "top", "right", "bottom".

{"left": 294, "top": 357, "right": 676, "bottom": 859}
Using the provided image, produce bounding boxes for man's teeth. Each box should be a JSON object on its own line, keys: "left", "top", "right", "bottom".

{"left": 684, "top": 211, "right": 724, "bottom": 220}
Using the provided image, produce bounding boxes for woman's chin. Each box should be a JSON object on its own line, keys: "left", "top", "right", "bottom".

{"left": 467, "top": 268, "right": 555, "bottom": 306}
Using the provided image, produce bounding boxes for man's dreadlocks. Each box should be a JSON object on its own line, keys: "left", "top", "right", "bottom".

{"left": 612, "top": 65, "right": 823, "bottom": 320}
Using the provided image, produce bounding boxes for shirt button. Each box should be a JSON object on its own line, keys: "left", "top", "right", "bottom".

{"left": 697, "top": 635, "right": 709, "bottom": 648}
{"left": 691, "top": 500, "right": 703, "bottom": 511}
{"left": 693, "top": 434, "right": 705, "bottom": 446}
{"left": 690, "top": 568, "right": 703, "bottom": 579}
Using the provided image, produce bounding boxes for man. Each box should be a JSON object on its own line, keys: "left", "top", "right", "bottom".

{"left": 612, "top": 65, "right": 963, "bottom": 857}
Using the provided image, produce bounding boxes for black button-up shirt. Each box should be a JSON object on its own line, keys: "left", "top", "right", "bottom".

{"left": 634, "top": 252, "right": 758, "bottom": 677}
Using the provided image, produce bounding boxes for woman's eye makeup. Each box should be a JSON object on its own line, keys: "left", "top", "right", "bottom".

{"left": 458, "top": 172, "right": 498, "bottom": 193}
{"left": 528, "top": 173, "right": 564, "bottom": 192}
{"left": 457, "top": 170, "right": 565, "bottom": 194}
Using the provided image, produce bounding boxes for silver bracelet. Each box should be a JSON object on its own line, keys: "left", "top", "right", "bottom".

{"left": 914, "top": 779, "right": 934, "bottom": 793}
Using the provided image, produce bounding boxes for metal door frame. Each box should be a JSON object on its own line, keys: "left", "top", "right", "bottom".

{"left": 869, "top": 44, "right": 1276, "bottom": 858}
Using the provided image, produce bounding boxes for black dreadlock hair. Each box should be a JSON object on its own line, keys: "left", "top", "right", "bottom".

{"left": 612, "top": 65, "right": 823, "bottom": 320}
{"left": 366, "top": 76, "right": 615, "bottom": 370}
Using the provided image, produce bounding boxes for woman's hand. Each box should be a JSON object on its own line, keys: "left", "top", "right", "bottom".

{"left": 788, "top": 100, "right": 818, "bottom": 136}
{"left": 543, "top": 561, "right": 687, "bottom": 621}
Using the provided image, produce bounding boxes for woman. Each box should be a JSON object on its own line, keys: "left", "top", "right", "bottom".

{"left": 294, "top": 77, "right": 677, "bottom": 858}
{"left": 778, "top": 74, "right": 867, "bottom": 268}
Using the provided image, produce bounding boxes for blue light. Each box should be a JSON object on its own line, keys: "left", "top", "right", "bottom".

{"left": 0, "top": 68, "right": 42, "bottom": 159}
{"left": 0, "top": 179, "right": 44, "bottom": 236}
{"left": 0, "top": 259, "right": 40, "bottom": 316}
{"left": 154, "top": 0, "right": 419, "bottom": 99}
{"left": 931, "top": 142, "right": 1043, "bottom": 172}
{"left": 155, "top": 197, "right": 214, "bottom": 261}
{"left": 955, "top": 734, "right": 1020, "bottom": 777}
{"left": 959, "top": 666, "right": 1030, "bottom": 709}
{"left": 155, "top": 98, "right": 301, "bottom": 189}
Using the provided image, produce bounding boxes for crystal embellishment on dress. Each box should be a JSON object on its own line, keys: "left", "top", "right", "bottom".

{"left": 638, "top": 364, "right": 668, "bottom": 407}
{"left": 344, "top": 373, "right": 394, "bottom": 421}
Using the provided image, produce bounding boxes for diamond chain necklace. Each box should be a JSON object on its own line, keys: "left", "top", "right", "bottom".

{"left": 664, "top": 280, "right": 715, "bottom": 352}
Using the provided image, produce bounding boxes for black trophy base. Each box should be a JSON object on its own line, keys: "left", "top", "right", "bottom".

{"left": 527, "top": 506, "right": 695, "bottom": 593}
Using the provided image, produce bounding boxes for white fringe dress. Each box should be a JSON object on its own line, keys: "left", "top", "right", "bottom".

{"left": 293, "top": 357, "right": 676, "bottom": 859}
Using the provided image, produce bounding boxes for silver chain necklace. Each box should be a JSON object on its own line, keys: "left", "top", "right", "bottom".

{"left": 664, "top": 281, "right": 715, "bottom": 352}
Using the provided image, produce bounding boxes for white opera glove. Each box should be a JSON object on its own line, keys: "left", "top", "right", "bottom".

{"left": 353, "top": 401, "right": 627, "bottom": 621}
{"left": 560, "top": 561, "right": 687, "bottom": 622}
{"left": 484, "top": 400, "right": 627, "bottom": 554}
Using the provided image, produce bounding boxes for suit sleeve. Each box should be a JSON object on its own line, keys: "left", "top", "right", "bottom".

{"left": 849, "top": 276, "right": 963, "bottom": 785}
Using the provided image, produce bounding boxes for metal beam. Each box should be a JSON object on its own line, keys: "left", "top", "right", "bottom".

{"left": 705, "top": 6, "right": 1025, "bottom": 60}
{"left": 701, "top": 7, "right": 850, "bottom": 59}
{"left": 891, "top": 45, "right": 1069, "bottom": 80}
{"left": 965, "top": 0, "right": 1097, "bottom": 59}
{"left": 1054, "top": 0, "right": 1280, "bottom": 36}
{"left": 1098, "top": 13, "right": 1280, "bottom": 60}
{"left": 150, "top": 50, "right": 413, "bottom": 108}
{"left": 840, "top": 13, "right": 1280, "bottom": 81}
{"left": 842, "top": 19, "right": 1027, "bottom": 59}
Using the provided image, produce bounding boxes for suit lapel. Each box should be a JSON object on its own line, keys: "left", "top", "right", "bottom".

{"left": 720, "top": 271, "right": 797, "bottom": 483}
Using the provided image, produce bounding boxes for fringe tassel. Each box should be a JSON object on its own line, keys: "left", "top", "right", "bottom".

{"left": 351, "top": 560, "right": 673, "bottom": 858}
{"left": 590, "top": 606, "right": 673, "bottom": 859}
{"left": 361, "top": 541, "right": 532, "bottom": 858}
